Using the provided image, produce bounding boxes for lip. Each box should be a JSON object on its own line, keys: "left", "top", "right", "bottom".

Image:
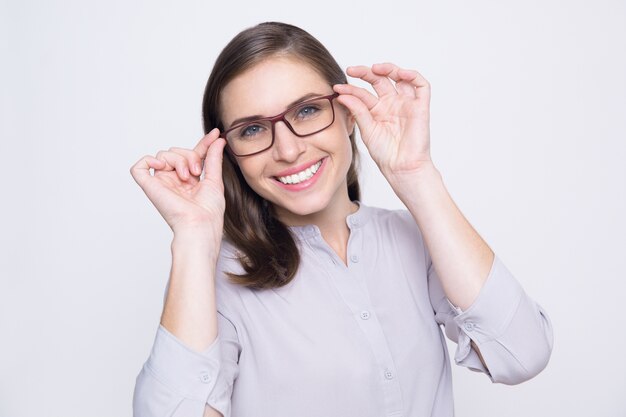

{"left": 272, "top": 157, "right": 327, "bottom": 192}
{"left": 273, "top": 158, "right": 324, "bottom": 177}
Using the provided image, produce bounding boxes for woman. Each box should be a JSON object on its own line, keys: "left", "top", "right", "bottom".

{"left": 131, "top": 22, "right": 553, "bottom": 417}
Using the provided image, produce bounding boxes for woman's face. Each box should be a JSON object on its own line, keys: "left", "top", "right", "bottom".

{"left": 220, "top": 56, "right": 355, "bottom": 223}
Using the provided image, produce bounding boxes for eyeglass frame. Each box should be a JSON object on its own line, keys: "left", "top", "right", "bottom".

{"left": 219, "top": 92, "right": 340, "bottom": 157}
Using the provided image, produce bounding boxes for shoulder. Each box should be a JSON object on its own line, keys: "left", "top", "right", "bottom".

{"left": 362, "top": 204, "right": 424, "bottom": 241}
{"left": 213, "top": 239, "right": 248, "bottom": 312}
{"left": 216, "top": 239, "right": 244, "bottom": 272}
{"left": 360, "top": 203, "right": 427, "bottom": 260}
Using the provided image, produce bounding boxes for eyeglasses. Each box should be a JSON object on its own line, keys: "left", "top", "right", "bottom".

{"left": 220, "top": 93, "right": 339, "bottom": 157}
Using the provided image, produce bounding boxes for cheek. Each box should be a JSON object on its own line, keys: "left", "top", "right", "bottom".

{"left": 334, "top": 124, "right": 354, "bottom": 160}
{"left": 342, "top": 139, "right": 354, "bottom": 170}
{"left": 335, "top": 105, "right": 355, "bottom": 132}
{"left": 236, "top": 158, "right": 271, "bottom": 194}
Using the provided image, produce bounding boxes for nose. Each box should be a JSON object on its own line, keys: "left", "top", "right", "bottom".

{"left": 271, "top": 121, "right": 306, "bottom": 162}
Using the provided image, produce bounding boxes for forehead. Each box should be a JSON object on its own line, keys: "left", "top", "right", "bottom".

{"left": 220, "top": 57, "right": 331, "bottom": 126}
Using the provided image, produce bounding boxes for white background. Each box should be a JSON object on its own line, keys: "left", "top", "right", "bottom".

{"left": 1, "top": 0, "right": 625, "bottom": 416}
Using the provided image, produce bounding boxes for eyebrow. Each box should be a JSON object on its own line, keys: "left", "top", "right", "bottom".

{"left": 227, "top": 92, "right": 326, "bottom": 129}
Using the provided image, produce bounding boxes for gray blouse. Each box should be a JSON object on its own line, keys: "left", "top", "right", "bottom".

{"left": 133, "top": 202, "right": 553, "bottom": 417}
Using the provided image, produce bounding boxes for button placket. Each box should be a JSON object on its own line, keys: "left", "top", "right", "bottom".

{"left": 347, "top": 218, "right": 361, "bottom": 268}
{"left": 325, "top": 212, "right": 404, "bottom": 415}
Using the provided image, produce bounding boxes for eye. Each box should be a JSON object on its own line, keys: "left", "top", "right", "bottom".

{"left": 239, "top": 124, "right": 265, "bottom": 138}
{"left": 296, "top": 104, "right": 322, "bottom": 119}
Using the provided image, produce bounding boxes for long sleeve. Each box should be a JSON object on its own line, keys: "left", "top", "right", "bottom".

{"left": 133, "top": 312, "right": 240, "bottom": 417}
{"left": 428, "top": 253, "right": 554, "bottom": 385}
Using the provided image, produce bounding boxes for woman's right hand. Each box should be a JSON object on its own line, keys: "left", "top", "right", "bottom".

{"left": 130, "top": 128, "right": 228, "bottom": 239}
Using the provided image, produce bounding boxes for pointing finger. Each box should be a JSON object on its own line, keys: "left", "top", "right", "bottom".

{"left": 333, "top": 83, "right": 378, "bottom": 110}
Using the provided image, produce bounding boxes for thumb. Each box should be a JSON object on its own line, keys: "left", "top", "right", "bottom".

{"left": 202, "top": 137, "right": 228, "bottom": 183}
{"left": 336, "top": 94, "right": 374, "bottom": 143}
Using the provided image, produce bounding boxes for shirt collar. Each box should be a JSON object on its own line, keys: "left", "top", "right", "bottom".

{"left": 287, "top": 200, "right": 371, "bottom": 241}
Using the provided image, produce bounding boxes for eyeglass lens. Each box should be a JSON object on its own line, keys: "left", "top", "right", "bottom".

{"left": 226, "top": 97, "right": 334, "bottom": 156}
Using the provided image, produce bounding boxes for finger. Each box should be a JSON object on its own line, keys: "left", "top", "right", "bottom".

{"left": 202, "top": 138, "right": 227, "bottom": 183}
{"left": 169, "top": 146, "right": 203, "bottom": 176}
{"left": 371, "top": 63, "right": 415, "bottom": 97}
{"left": 373, "top": 63, "right": 431, "bottom": 100}
{"left": 193, "top": 128, "right": 222, "bottom": 161}
{"left": 371, "top": 63, "right": 428, "bottom": 87}
{"left": 155, "top": 150, "right": 190, "bottom": 181}
{"left": 333, "top": 83, "right": 378, "bottom": 110}
{"left": 130, "top": 155, "right": 166, "bottom": 187}
{"left": 335, "top": 94, "right": 374, "bottom": 138}
{"left": 398, "top": 68, "right": 430, "bottom": 103}
{"left": 346, "top": 65, "right": 397, "bottom": 98}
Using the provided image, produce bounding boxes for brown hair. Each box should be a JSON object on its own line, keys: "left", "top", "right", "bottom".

{"left": 202, "top": 22, "right": 361, "bottom": 290}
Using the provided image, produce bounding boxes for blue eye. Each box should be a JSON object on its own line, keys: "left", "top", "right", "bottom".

{"left": 296, "top": 105, "right": 321, "bottom": 119}
{"left": 240, "top": 124, "right": 265, "bottom": 138}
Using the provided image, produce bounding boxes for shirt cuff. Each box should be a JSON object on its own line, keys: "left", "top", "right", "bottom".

{"left": 449, "top": 255, "right": 524, "bottom": 368}
{"left": 144, "top": 325, "right": 222, "bottom": 401}
{"left": 447, "top": 255, "right": 553, "bottom": 384}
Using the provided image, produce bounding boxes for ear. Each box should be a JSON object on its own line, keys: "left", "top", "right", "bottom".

{"left": 346, "top": 111, "right": 356, "bottom": 136}
{"left": 225, "top": 146, "right": 239, "bottom": 167}
{"left": 336, "top": 98, "right": 356, "bottom": 136}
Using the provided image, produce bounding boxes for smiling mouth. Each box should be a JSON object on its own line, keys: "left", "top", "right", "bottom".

{"left": 274, "top": 159, "right": 323, "bottom": 185}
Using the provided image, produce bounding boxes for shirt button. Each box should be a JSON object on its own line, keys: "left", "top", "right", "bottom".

{"left": 199, "top": 371, "right": 211, "bottom": 383}
{"left": 384, "top": 369, "right": 394, "bottom": 380}
{"left": 464, "top": 322, "right": 475, "bottom": 331}
{"left": 350, "top": 254, "right": 359, "bottom": 263}
{"left": 351, "top": 217, "right": 359, "bottom": 226}
{"left": 360, "top": 311, "right": 371, "bottom": 320}
{"left": 306, "top": 225, "right": 316, "bottom": 234}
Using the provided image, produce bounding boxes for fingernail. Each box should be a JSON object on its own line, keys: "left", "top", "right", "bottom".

{"left": 194, "top": 163, "right": 201, "bottom": 174}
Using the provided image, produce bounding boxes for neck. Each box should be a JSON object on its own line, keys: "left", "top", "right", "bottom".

{"left": 273, "top": 184, "right": 359, "bottom": 254}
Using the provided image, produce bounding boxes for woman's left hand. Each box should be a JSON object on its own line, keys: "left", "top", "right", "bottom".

{"left": 333, "top": 63, "right": 433, "bottom": 181}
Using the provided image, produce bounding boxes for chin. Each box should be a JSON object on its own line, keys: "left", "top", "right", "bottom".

{"left": 270, "top": 194, "right": 331, "bottom": 220}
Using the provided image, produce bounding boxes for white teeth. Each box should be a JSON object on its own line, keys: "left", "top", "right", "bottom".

{"left": 277, "top": 160, "right": 323, "bottom": 185}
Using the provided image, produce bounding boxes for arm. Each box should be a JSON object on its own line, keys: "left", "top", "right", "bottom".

{"left": 335, "top": 64, "right": 491, "bottom": 311}
{"left": 133, "top": 307, "right": 240, "bottom": 417}
{"left": 397, "top": 166, "right": 489, "bottom": 368}
{"left": 392, "top": 163, "right": 493, "bottom": 311}
{"left": 162, "top": 233, "right": 220, "bottom": 353}
{"left": 426, "top": 250, "right": 554, "bottom": 384}
{"left": 130, "top": 128, "right": 227, "bottom": 352}
{"left": 204, "top": 405, "right": 223, "bottom": 417}
{"left": 135, "top": 235, "right": 241, "bottom": 417}
{"left": 336, "top": 63, "right": 552, "bottom": 383}
{"left": 131, "top": 130, "right": 234, "bottom": 416}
